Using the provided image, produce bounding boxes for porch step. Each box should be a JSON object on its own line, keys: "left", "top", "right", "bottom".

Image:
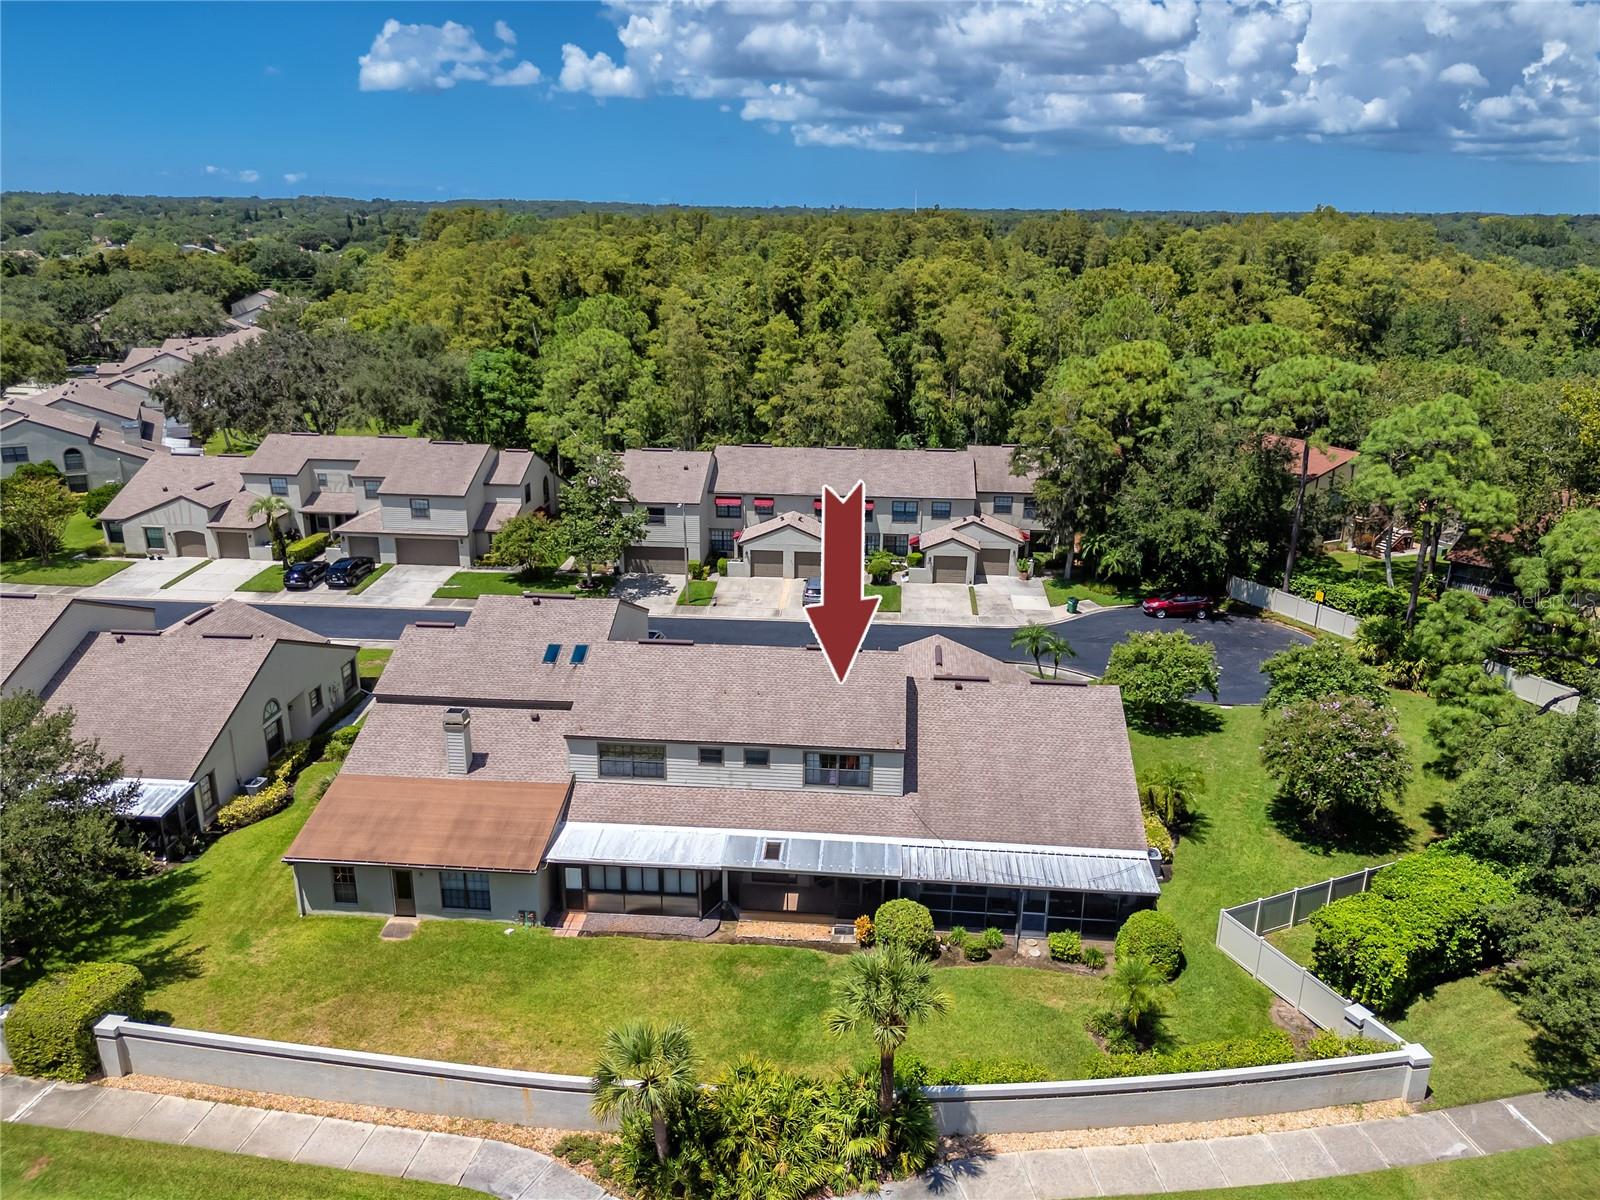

{"left": 379, "top": 917, "right": 419, "bottom": 941}
{"left": 550, "top": 910, "right": 585, "bottom": 938}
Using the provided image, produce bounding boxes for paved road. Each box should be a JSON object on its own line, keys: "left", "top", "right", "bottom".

{"left": 657, "top": 606, "right": 1309, "bottom": 705}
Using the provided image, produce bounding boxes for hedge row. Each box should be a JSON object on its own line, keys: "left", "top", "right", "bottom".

{"left": 7, "top": 963, "right": 146, "bottom": 1081}
{"left": 1087, "top": 1030, "right": 1297, "bottom": 1079}
{"left": 899, "top": 1055, "right": 1053, "bottom": 1086}
{"left": 1309, "top": 850, "right": 1516, "bottom": 1014}
{"left": 286, "top": 532, "right": 331, "bottom": 563}
{"left": 214, "top": 739, "right": 315, "bottom": 832}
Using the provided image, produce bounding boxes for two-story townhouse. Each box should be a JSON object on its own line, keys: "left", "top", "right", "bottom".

{"left": 285, "top": 596, "right": 1157, "bottom": 935}
{"left": 14, "top": 598, "right": 356, "bottom": 858}
{"left": 617, "top": 448, "right": 715, "bottom": 575}
{"left": 229, "top": 288, "right": 279, "bottom": 327}
{"left": 33, "top": 380, "right": 164, "bottom": 448}
{"left": 94, "top": 453, "right": 276, "bottom": 557}
{"left": 0, "top": 397, "right": 157, "bottom": 491}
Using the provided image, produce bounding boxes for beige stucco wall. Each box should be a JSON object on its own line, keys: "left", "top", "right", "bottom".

{"left": 1, "top": 420, "right": 147, "bottom": 489}
{"left": 568, "top": 739, "right": 905, "bottom": 797}
{"left": 293, "top": 862, "right": 550, "bottom": 923}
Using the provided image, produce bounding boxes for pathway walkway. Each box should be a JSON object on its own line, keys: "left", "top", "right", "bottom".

{"left": 877, "top": 1085, "right": 1600, "bottom": 1198}
{"left": 0, "top": 1075, "right": 617, "bottom": 1199}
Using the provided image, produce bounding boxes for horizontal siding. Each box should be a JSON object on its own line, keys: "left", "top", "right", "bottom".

{"left": 569, "top": 739, "right": 904, "bottom": 797}
{"left": 379, "top": 496, "right": 469, "bottom": 535}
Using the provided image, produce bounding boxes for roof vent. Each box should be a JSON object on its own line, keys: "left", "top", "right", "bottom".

{"left": 444, "top": 707, "right": 471, "bottom": 775}
{"left": 933, "top": 644, "right": 943, "bottom": 668}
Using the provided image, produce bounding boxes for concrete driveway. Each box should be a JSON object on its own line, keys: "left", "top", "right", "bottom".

{"left": 303, "top": 564, "right": 457, "bottom": 607}
{"left": 154, "top": 559, "right": 271, "bottom": 600}
{"left": 614, "top": 572, "right": 685, "bottom": 617}
{"left": 89, "top": 557, "right": 270, "bottom": 600}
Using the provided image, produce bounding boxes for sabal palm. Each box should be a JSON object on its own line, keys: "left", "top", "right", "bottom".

{"left": 824, "top": 944, "right": 951, "bottom": 1115}
{"left": 1106, "top": 954, "right": 1167, "bottom": 1041}
{"left": 1010, "top": 622, "right": 1054, "bottom": 676}
{"left": 247, "top": 495, "right": 290, "bottom": 563}
{"left": 590, "top": 1020, "right": 700, "bottom": 1164}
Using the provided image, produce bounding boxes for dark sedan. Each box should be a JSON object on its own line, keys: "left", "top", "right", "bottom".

{"left": 324, "top": 556, "right": 376, "bottom": 589}
{"left": 1141, "top": 590, "right": 1218, "bottom": 620}
{"left": 284, "top": 560, "right": 328, "bottom": 591}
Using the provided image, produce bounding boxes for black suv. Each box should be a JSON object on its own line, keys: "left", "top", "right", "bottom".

{"left": 283, "top": 560, "right": 328, "bottom": 590}
{"left": 324, "top": 556, "right": 376, "bottom": 589}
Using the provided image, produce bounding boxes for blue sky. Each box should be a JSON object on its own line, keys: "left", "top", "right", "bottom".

{"left": 3, "top": 2, "right": 1596, "bottom": 212}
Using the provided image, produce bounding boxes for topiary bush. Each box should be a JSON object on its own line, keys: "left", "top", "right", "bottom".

{"left": 1087, "top": 1030, "right": 1296, "bottom": 1079}
{"left": 285, "top": 532, "right": 330, "bottom": 564}
{"left": 715, "top": 556, "right": 729, "bottom": 576}
{"left": 1308, "top": 849, "right": 1516, "bottom": 1014}
{"left": 1115, "top": 910, "right": 1184, "bottom": 980}
{"left": 874, "top": 898, "right": 937, "bottom": 958}
{"left": 1047, "top": 931, "right": 1082, "bottom": 963}
{"left": 8, "top": 962, "right": 146, "bottom": 1081}
{"left": 906, "top": 551, "right": 924, "bottom": 568}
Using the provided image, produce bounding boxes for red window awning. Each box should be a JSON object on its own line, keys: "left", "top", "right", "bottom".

{"left": 733, "top": 529, "right": 743, "bottom": 540}
{"left": 864, "top": 501, "right": 876, "bottom": 512}
{"left": 753, "top": 497, "right": 775, "bottom": 509}
{"left": 909, "top": 534, "right": 921, "bottom": 547}
{"left": 714, "top": 496, "right": 741, "bottom": 506}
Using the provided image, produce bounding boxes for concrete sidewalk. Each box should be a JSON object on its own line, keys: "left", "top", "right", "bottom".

{"left": 876, "top": 1086, "right": 1600, "bottom": 1198}
{"left": 1, "top": 1076, "right": 616, "bottom": 1199}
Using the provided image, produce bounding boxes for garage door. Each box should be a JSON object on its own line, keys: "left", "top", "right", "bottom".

{"left": 978, "top": 548, "right": 1012, "bottom": 580}
{"left": 214, "top": 532, "right": 249, "bottom": 559}
{"left": 172, "top": 530, "right": 207, "bottom": 557}
{"left": 793, "top": 550, "right": 822, "bottom": 578}
{"left": 932, "top": 555, "right": 967, "bottom": 583}
{"left": 394, "top": 537, "right": 461, "bottom": 566}
{"left": 344, "top": 536, "right": 380, "bottom": 562}
{"left": 748, "top": 549, "right": 784, "bottom": 578}
{"left": 624, "top": 547, "right": 687, "bottom": 575}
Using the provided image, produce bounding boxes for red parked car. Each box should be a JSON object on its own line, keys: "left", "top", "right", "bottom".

{"left": 1141, "top": 590, "right": 1218, "bottom": 620}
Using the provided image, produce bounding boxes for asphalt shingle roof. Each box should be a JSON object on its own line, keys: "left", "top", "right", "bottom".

{"left": 97, "top": 453, "right": 246, "bottom": 522}
{"left": 712, "top": 444, "right": 978, "bottom": 499}
{"left": 966, "top": 444, "right": 1037, "bottom": 493}
{"left": 619, "top": 448, "right": 714, "bottom": 504}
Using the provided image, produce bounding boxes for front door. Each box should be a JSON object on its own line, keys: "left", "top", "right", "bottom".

{"left": 1021, "top": 889, "right": 1049, "bottom": 935}
{"left": 563, "top": 867, "right": 584, "bottom": 912}
{"left": 392, "top": 870, "right": 416, "bottom": 917}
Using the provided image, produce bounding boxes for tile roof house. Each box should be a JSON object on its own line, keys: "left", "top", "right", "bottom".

{"left": 1265, "top": 435, "right": 1360, "bottom": 493}
{"left": 21, "top": 598, "right": 355, "bottom": 857}
{"left": 617, "top": 444, "right": 1042, "bottom": 577}
{"left": 91, "top": 433, "right": 561, "bottom": 564}
{"left": 284, "top": 599, "right": 1156, "bottom": 933}
{"left": 1, "top": 396, "right": 157, "bottom": 492}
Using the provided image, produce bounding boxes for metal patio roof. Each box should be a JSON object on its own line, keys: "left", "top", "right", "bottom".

{"left": 115, "top": 778, "right": 196, "bottom": 821}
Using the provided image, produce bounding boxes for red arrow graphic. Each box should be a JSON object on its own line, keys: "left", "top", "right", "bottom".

{"left": 804, "top": 480, "right": 881, "bottom": 684}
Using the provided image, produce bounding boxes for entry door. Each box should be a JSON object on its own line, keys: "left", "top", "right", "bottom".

{"left": 1021, "top": 890, "right": 1049, "bottom": 935}
{"left": 392, "top": 870, "right": 417, "bottom": 917}
{"left": 563, "top": 867, "right": 584, "bottom": 912}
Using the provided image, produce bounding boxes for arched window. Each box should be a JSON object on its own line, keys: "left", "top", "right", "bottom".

{"left": 262, "top": 698, "right": 284, "bottom": 757}
{"left": 61, "top": 448, "right": 88, "bottom": 493}
{"left": 63, "top": 448, "right": 85, "bottom": 470}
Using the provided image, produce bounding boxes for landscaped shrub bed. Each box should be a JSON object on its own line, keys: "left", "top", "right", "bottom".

{"left": 899, "top": 1054, "right": 1052, "bottom": 1085}
{"left": 285, "top": 532, "right": 330, "bottom": 563}
{"left": 1087, "top": 1030, "right": 1297, "bottom": 1078}
{"left": 214, "top": 740, "right": 316, "bottom": 832}
{"left": 873, "top": 899, "right": 936, "bottom": 958}
{"left": 1309, "top": 850, "right": 1517, "bottom": 1014}
{"left": 1114, "top": 910, "right": 1184, "bottom": 980}
{"left": 8, "top": 962, "right": 145, "bottom": 1081}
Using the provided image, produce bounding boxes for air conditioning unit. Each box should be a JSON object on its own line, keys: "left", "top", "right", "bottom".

{"left": 241, "top": 776, "right": 269, "bottom": 796}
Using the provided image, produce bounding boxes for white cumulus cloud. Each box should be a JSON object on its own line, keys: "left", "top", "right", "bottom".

{"left": 551, "top": 0, "right": 1597, "bottom": 162}
{"left": 358, "top": 18, "right": 539, "bottom": 92}
{"left": 284, "top": 172, "right": 307, "bottom": 185}
{"left": 202, "top": 165, "right": 262, "bottom": 184}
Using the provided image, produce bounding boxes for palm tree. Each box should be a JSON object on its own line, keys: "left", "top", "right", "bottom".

{"left": 824, "top": 944, "right": 951, "bottom": 1115}
{"left": 1137, "top": 762, "right": 1205, "bottom": 830}
{"left": 590, "top": 1020, "right": 699, "bottom": 1165}
{"left": 247, "top": 495, "right": 291, "bottom": 564}
{"left": 1010, "top": 622, "right": 1054, "bottom": 676}
{"left": 1042, "top": 631, "right": 1076, "bottom": 678}
{"left": 1106, "top": 954, "right": 1167, "bottom": 1045}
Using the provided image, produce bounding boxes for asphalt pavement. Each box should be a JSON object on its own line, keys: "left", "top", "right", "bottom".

{"left": 120, "top": 600, "right": 1304, "bottom": 705}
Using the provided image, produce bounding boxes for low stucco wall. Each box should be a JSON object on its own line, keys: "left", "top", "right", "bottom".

{"left": 79, "top": 1014, "right": 1430, "bottom": 1137}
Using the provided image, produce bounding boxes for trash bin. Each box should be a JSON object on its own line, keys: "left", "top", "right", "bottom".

{"left": 1066, "top": 597, "right": 1080, "bottom": 614}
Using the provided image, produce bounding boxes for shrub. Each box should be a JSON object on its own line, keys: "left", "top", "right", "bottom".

{"left": 1305, "top": 1031, "right": 1394, "bottom": 1060}
{"left": 853, "top": 914, "right": 874, "bottom": 947}
{"left": 945, "top": 925, "right": 969, "bottom": 950}
{"left": 907, "top": 551, "right": 924, "bottom": 568}
{"left": 1262, "top": 696, "right": 1413, "bottom": 826}
{"left": 874, "top": 898, "right": 936, "bottom": 957}
{"left": 1143, "top": 813, "right": 1174, "bottom": 861}
{"left": 715, "top": 556, "right": 728, "bottom": 576}
{"left": 81, "top": 483, "right": 122, "bottom": 519}
{"left": 1261, "top": 639, "right": 1390, "bottom": 709}
{"left": 1087, "top": 1031, "right": 1297, "bottom": 1079}
{"left": 963, "top": 942, "right": 990, "bottom": 962}
{"left": 866, "top": 549, "right": 895, "bottom": 583}
{"left": 1115, "top": 910, "right": 1184, "bottom": 980}
{"left": 1309, "top": 850, "right": 1516, "bottom": 1014}
{"left": 686, "top": 559, "right": 704, "bottom": 580}
{"left": 8, "top": 962, "right": 146, "bottom": 1081}
{"left": 215, "top": 779, "right": 290, "bottom": 831}
{"left": 1047, "top": 931, "right": 1082, "bottom": 963}
{"left": 322, "top": 724, "right": 360, "bottom": 762}
{"left": 901, "top": 1055, "right": 1052, "bottom": 1086}
{"left": 980, "top": 926, "right": 1005, "bottom": 951}
{"left": 1082, "top": 947, "right": 1106, "bottom": 969}
{"left": 285, "top": 531, "right": 330, "bottom": 564}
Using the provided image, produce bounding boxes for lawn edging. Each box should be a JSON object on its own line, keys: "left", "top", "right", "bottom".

{"left": 348, "top": 563, "right": 392, "bottom": 594}
{"left": 159, "top": 560, "right": 213, "bottom": 589}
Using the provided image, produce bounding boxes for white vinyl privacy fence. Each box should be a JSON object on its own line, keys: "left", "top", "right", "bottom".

{"left": 1226, "top": 576, "right": 1579, "bottom": 713}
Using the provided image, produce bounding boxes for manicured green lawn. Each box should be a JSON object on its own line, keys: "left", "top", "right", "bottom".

{"left": 677, "top": 579, "right": 718, "bottom": 606}
{"left": 159, "top": 560, "right": 212, "bottom": 589}
{"left": 434, "top": 568, "right": 586, "bottom": 599}
{"left": 61, "top": 510, "right": 106, "bottom": 553}
{"left": 865, "top": 583, "right": 902, "bottom": 613}
{"left": 357, "top": 647, "right": 393, "bottom": 688}
{"left": 236, "top": 564, "right": 285, "bottom": 592}
{"left": 1043, "top": 575, "right": 1143, "bottom": 607}
{"left": 349, "top": 562, "right": 393, "bottom": 594}
{"left": 0, "top": 1126, "right": 475, "bottom": 1199}
{"left": 0, "top": 556, "right": 132, "bottom": 586}
{"left": 1152, "top": 1136, "right": 1599, "bottom": 1200}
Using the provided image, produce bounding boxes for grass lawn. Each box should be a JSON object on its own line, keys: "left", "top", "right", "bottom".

{"left": 1152, "top": 1136, "right": 1599, "bottom": 1200}
{"left": 434, "top": 568, "right": 586, "bottom": 599}
{"left": 159, "top": 560, "right": 212, "bottom": 589}
{"left": 357, "top": 647, "right": 392, "bottom": 688}
{"left": 235, "top": 564, "right": 285, "bottom": 592}
{"left": 349, "top": 562, "right": 393, "bottom": 594}
{"left": 0, "top": 1125, "right": 474, "bottom": 1199}
{"left": 677, "top": 579, "right": 718, "bottom": 606}
{"left": 201, "top": 430, "right": 261, "bottom": 455}
{"left": 0, "top": 556, "right": 132, "bottom": 586}
{"left": 1043, "top": 575, "right": 1144, "bottom": 607}
{"left": 865, "top": 583, "right": 902, "bottom": 613}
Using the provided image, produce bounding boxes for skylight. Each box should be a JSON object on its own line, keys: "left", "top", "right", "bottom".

{"left": 571, "top": 643, "right": 590, "bottom": 665}
{"left": 542, "top": 643, "right": 561, "bottom": 664}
